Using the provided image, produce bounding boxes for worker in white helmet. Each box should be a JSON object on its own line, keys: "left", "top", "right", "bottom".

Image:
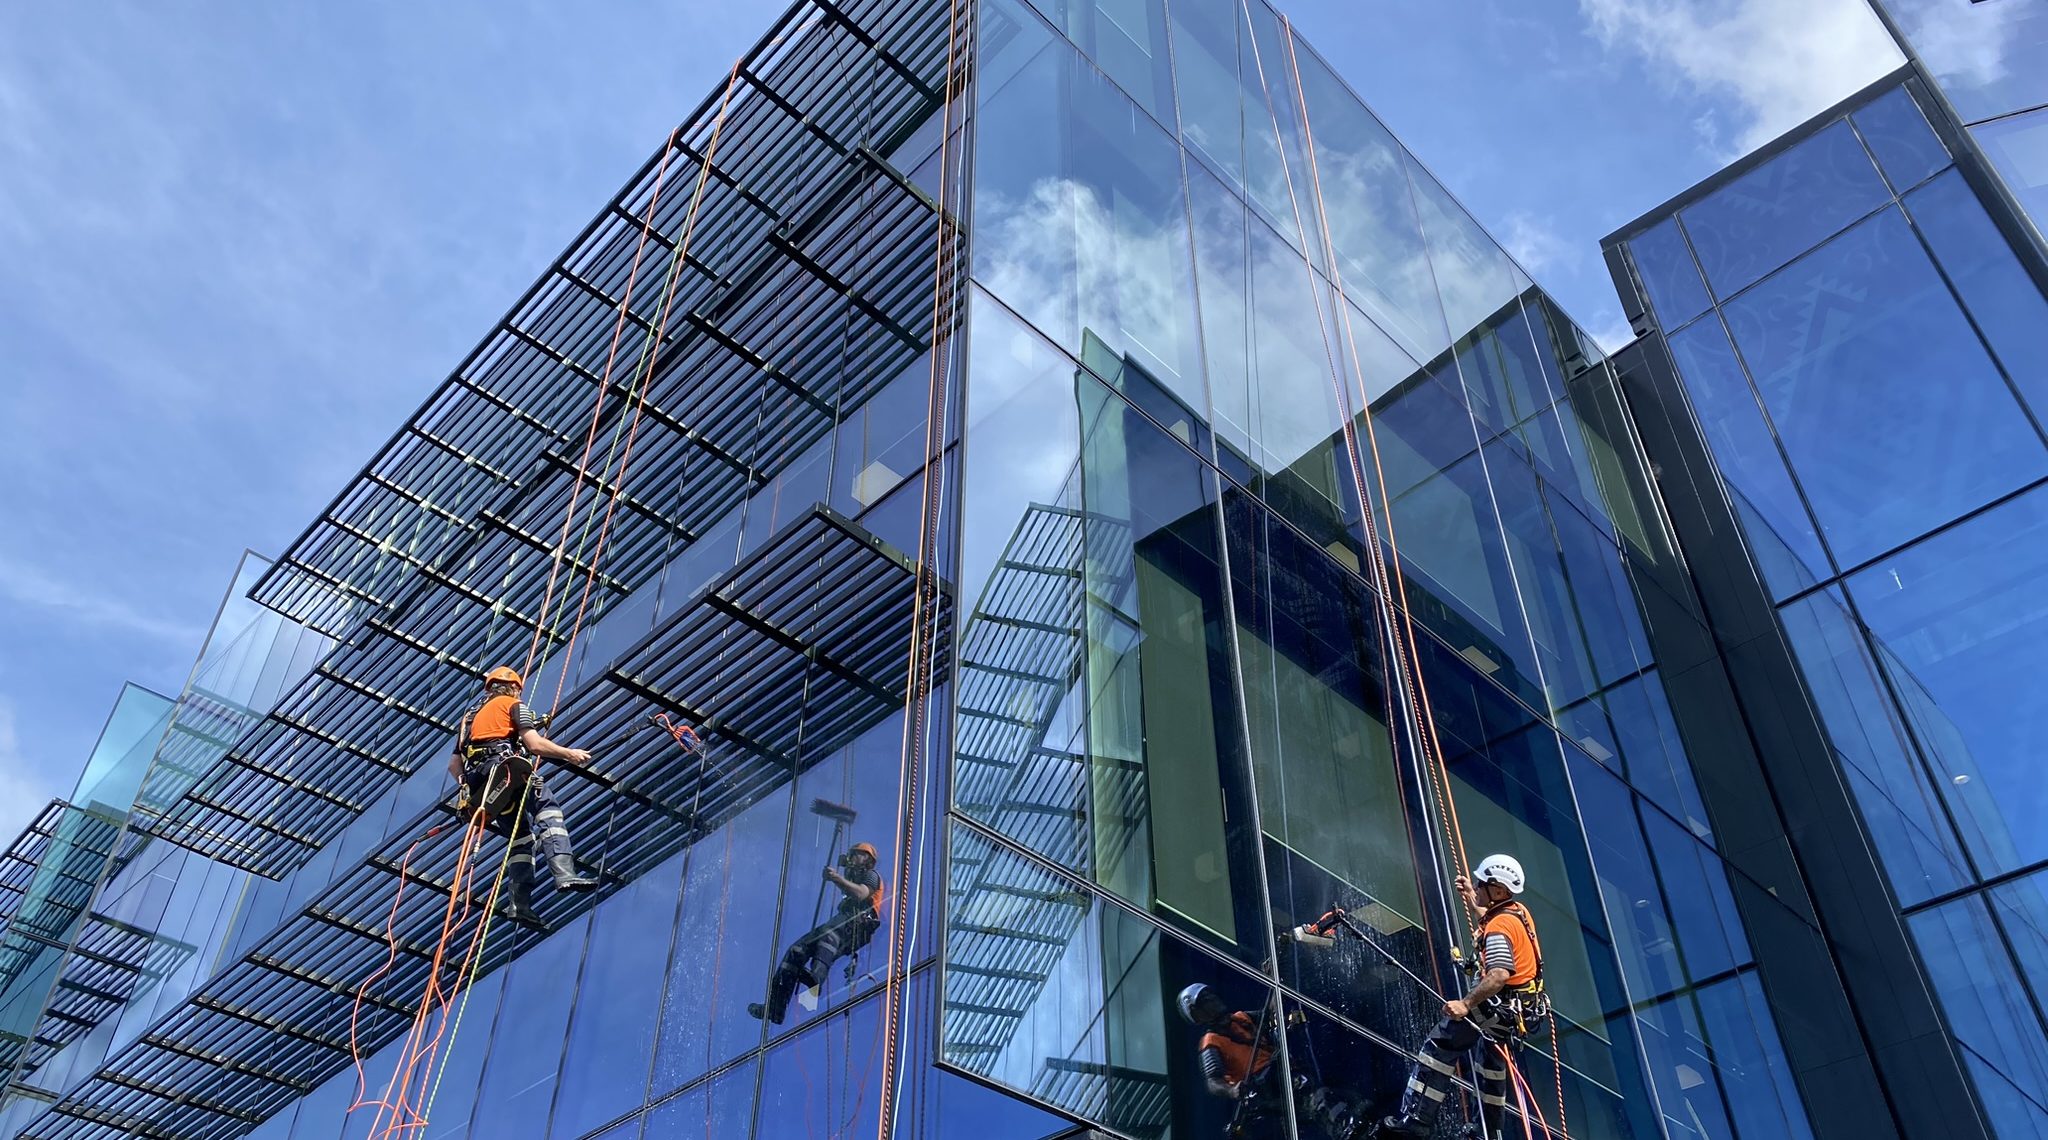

{"left": 1375, "top": 854, "right": 1550, "bottom": 1139}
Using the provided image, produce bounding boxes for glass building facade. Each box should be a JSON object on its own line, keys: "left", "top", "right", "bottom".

{"left": 1866, "top": 0, "right": 2048, "bottom": 246}
{"left": 0, "top": 3, "right": 2033, "bottom": 1140}
{"left": 1610, "top": 69, "right": 2048, "bottom": 1140}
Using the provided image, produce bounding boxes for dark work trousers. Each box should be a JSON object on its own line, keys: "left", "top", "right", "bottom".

{"left": 763, "top": 909, "right": 877, "bottom": 1023}
{"left": 464, "top": 747, "right": 575, "bottom": 889}
{"left": 1396, "top": 1010, "right": 1518, "bottom": 1135}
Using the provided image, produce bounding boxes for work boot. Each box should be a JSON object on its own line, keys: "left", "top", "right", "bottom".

{"left": 1372, "top": 1115, "right": 1430, "bottom": 1139}
{"left": 497, "top": 876, "right": 540, "bottom": 925}
{"left": 549, "top": 853, "right": 598, "bottom": 891}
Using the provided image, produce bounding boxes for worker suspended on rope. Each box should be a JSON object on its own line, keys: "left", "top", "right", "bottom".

{"left": 448, "top": 665, "right": 599, "bottom": 923}
{"left": 1376, "top": 854, "right": 1549, "bottom": 1140}
{"left": 1178, "top": 983, "right": 1368, "bottom": 1140}
{"left": 748, "top": 841, "right": 885, "bottom": 1026}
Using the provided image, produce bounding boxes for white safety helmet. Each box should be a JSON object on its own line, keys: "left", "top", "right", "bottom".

{"left": 1472, "top": 853, "right": 1525, "bottom": 895}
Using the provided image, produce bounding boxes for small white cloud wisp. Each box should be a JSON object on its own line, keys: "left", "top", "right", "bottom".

{"left": 1579, "top": 0, "right": 1903, "bottom": 154}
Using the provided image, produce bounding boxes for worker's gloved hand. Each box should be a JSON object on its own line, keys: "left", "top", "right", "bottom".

{"left": 454, "top": 785, "right": 473, "bottom": 813}
{"left": 562, "top": 748, "right": 592, "bottom": 765}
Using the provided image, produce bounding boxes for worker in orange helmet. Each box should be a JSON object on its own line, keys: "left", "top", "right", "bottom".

{"left": 450, "top": 666, "right": 599, "bottom": 922}
{"left": 749, "top": 841, "right": 885, "bottom": 1025}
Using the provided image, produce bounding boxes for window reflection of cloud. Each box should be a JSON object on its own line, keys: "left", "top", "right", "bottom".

{"left": 974, "top": 176, "right": 1198, "bottom": 407}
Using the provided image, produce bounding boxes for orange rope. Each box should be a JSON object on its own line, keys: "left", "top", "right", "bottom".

{"left": 520, "top": 136, "right": 685, "bottom": 681}
{"left": 549, "top": 61, "right": 744, "bottom": 715}
{"left": 877, "top": 0, "right": 965, "bottom": 1134}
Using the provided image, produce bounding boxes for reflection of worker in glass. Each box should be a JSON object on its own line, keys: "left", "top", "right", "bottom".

{"left": 1178, "top": 984, "right": 1366, "bottom": 1139}
{"left": 1377, "top": 854, "right": 1548, "bottom": 1139}
{"left": 749, "top": 843, "right": 884, "bottom": 1025}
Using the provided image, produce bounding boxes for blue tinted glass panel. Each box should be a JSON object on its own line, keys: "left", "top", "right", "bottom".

{"left": 549, "top": 855, "right": 686, "bottom": 1137}
{"left": 1849, "top": 488, "right": 2048, "bottom": 874}
{"left": 1852, "top": 85, "right": 1950, "bottom": 191}
{"left": 1876, "top": 0, "right": 2048, "bottom": 125}
{"left": 642, "top": 1057, "right": 756, "bottom": 1139}
{"left": 1664, "top": 319, "right": 1829, "bottom": 597}
{"left": 1681, "top": 120, "right": 1892, "bottom": 298}
{"left": 1906, "top": 167, "right": 2048, "bottom": 420}
{"left": 422, "top": 972, "right": 508, "bottom": 1140}
{"left": 1778, "top": 589, "right": 1971, "bottom": 906}
{"left": 469, "top": 916, "right": 591, "bottom": 1140}
{"left": 1022, "top": 0, "right": 1174, "bottom": 124}
{"left": 1725, "top": 208, "right": 2046, "bottom": 567}
{"left": 974, "top": 0, "right": 1204, "bottom": 405}
{"left": 1629, "top": 218, "right": 1711, "bottom": 329}
{"left": 1908, "top": 895, "right": 2048, "bottom": 1123}
{"left": 1973, "top": 108, "right": 2048, "bottom": 244}
{"left": 1169, "top": 0, "right": 1246, "bottom": 187}
{"left": 1408, "top": 165, "right": 1521, "bottom": 345}
{"left": 1288, "top": 38, "right": 1447, "bottom": 362}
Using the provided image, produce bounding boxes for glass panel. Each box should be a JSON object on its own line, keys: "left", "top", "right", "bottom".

{"left": 640, "top": 1057, "right": 756, "bottom": 1139}
{"left": 650, "top": 788, "right": 794, "bottom": 1096}
{"left": 1021, "top": 0, "right": 1174, "bottom": 125}
{"left": 753, "top": 994, "right": 886, "bottom": 1139}
{"left": 420, "top": 972, "right": 508, "bottom": 1140}
{"left": 1905, "top": 167, "right": 2048, "bottom": 421}
{"left": 1724, "top": 207, "right": 2046, "bottom": 567}
{"left": 1287, "top": 37, "right": 1448, "bottom": 362}
{"left": 1408, "top": 164, "right": 1522, "bottom": 345}
{"left": 1226, "top": 488, "right": 1441, "bottom": 1030}
{"left": 1680, "top": 120, "right": 1892, "bottom": 299}
{"left": 1908, "top": 895, "right": 2048, "bottom": 1131}
{"left": 548, "top": 854, "right": 687, "bottom": 1138}
{"left": 940, "top": 823, "right": 1263, "bottom": 1139}
{"left": 1874, "top": 0, "right": 2048, "bottom": 125}
{"left": 1663, "top": 319, "right": 1829, "bottom": 597}
{"left": 1778, "top": 588, "right": 1972, "bottom": 906}
{"left": 1848, "top": 488, "right": 2048, "bottom": 874}
{"left": 1852, "top": 84, "right": 1950, "bottom": 191}
{"left": 469, "top": 915, "right": 592, "bottom": 1140}
{"left": 1168, "top": 0, "right": 1248, "bottom": 189}
{"left": 973, "top": 0, "right": 1204, "bottom": 407}
{"left": 1629, "top": 218, "right": 1712, "bottom": 329}
{"left": 1972, "top": 107, "right": 2048, "bottom": 242}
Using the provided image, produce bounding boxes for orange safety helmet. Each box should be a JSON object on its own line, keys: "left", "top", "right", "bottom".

{"left": 483, "top": 666, "right": 524, "bottom": 688}
{"left": 849, "top": 842, "right": 878, "bottom": 862}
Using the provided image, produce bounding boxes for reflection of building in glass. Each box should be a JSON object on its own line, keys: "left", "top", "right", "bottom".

{"left": 3, "top": 2, "right": 2039, "bottom": 1140}
{"left": 1610, "top": 66, "right": 2048, "bottom": 1139}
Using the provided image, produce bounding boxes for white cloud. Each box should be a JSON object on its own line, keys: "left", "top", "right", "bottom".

{"left": 0, "top": 556, "right": 206, "bottom": 647}
{"left": 1499, "top": 210, "right": 1574, "bottom": 276}
{"left": 1579, "top": 0, "right": 1903, "bottom": 153}
{"left": 1586, "top": 310, "right": 1638, "bottom": 354}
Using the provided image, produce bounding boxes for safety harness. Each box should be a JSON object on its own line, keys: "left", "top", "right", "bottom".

{"left": 457, "top": 693, "right": 536, "bottom": 819}
{"left": 1473, "top": 901, "right": 1550, "bottom": 1038}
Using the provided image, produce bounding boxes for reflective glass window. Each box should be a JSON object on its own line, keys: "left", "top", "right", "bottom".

{"left": 941, "top": 823, "right": 1269, "bottom": 1139}
{"left": 1680, "top": 120, "right": 1892, "bottom": 299}
{"left": 1972, "top": 107, "right": 2048, "bottom": 241}
{"left": 1021, "top": 0, "right": 1174, "bottom": 124}
{"left": 549, "top": 854, "right": 686, "bottom": 1138}
{"left": 1168, "top": 0, "right": 1248, "bottom": 189}
{"left": 1664, "top": 318, "right": 1829, "bottom": 597}
{"left": 1408, "top": 165, "right": 1524, "bottom": 346}
{"left": 973, "top": 0, "right": 1203, "bottom": 407}
{"left": 1287, "top": 38, "right": 1448, "bottom": 362}
{"left": 650, "top": 788, "right": 793, "bottom": 1096}
{"left": 1875, "top": 0, "right": 2048, "bottom": 125}
{"left": 1724, "top": 207, "right": 2047, "bottom": 567}
{"left": 1778, "top": 588, "right": 1971, "bottom": 906}
{"left": 1852, "top": 84, "right": 1950, "bottom": 191}
{"left": 754, "top": 994, "right": 886, "bottom": 1138}
{"left": 1628, "top": 219, "right": 1711, "bottom": 329}
{"left": 421, "top": 972, "right": 508, "bottom": 1140}
{"left": 1848, "top": 488, "right": 2048, "bottom": 874}
{"left": 1906, "top": 167, "right": 2048, "bottom": 420}
{"left": 1908, "top": 894, "right": 2048, "bottom": 1131}
{"left": 469, "top": 914, "right": 591, "bottom": 1140}
{"left": 641, "top": 1057, "right": 757, "bottom": 1139}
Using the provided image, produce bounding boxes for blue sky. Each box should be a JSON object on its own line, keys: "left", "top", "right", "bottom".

{"left": 0, "top": 0, "right": 1901, "bottom": 842}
